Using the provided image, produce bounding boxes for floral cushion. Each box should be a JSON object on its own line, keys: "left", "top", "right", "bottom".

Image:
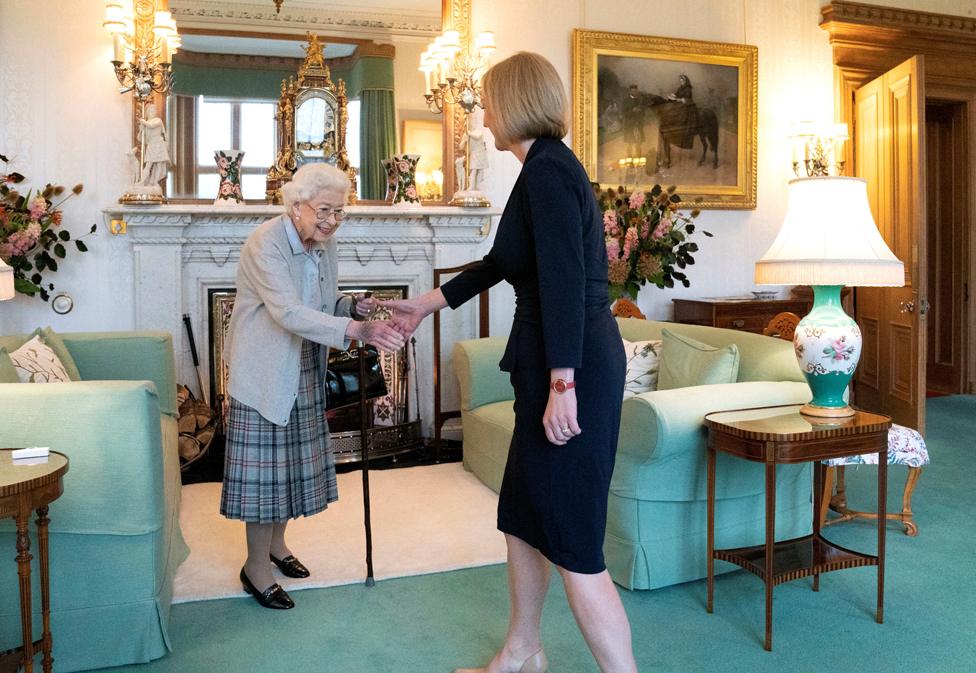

{"left": 8, "top": 334, "right": 72, "bottom": 383}
{"left": 622, "top": 338, "right": 661, "bottom": 399}
{"left": 823, "top": 423, "right": 929, "bottom": 468}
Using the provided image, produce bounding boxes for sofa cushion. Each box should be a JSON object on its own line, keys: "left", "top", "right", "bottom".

{"left": 622, "top": 338, "right": 661, "bottom": 398}
{"left": 0, "top": 327, "right": 82, "bottom": 382}
{"left": 8, "top": 334, "right": 73, "bottom": 382}
{"left": 0, "top": 349, "right": 18, "bottom": 382}
{"left": 657, "top": 328, "right": 740, "bottom": 390}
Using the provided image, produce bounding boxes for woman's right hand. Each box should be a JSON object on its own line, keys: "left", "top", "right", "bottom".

{"left": 345, "top": 319, "right": 406, "bottom": 352}
{"left": 380, "top": 290, "right": 447, "bottom": 339}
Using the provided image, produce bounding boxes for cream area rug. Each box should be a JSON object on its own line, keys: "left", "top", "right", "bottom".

{"left": 172, "top": 462, "right": 506, "bottom": 603}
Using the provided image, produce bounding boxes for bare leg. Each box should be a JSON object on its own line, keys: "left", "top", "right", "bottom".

{"left": 271, "top": 521, "right": 293, "bottom": 560}
{"left": 455, "top": 534, "right": 551, "bottom": 673}
{"left": 244, "top": 522, "right": 275, "bottom": 591}
{"left": 557, "top": 566, "right": 638, "bottom": 673}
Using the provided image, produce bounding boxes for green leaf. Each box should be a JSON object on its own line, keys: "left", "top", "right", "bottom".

{"left": 76, "top": 240, "right": 88, "bottom": 252}
{"left": 89, "top": 223, "right": 97, "bottom": 233}
{"left": 685, "top": 223, "right": 695, "bottom": 234}
{"left": 35, "top": 256, "right": 46, "bottom": 271}
{"left": 30, "top": 273, "right": 41, "bottom": 284}
{"left": 47, "top": 258, "right": 58, "bottom": 272}
{"left": 14, "top": 277, "right": 39, "bottom": 295}
{"left": 58, "top": 230, "right": 70, "bottom": 241}
{"left": 54, "top": 243, "right": 66, "bottom": 258}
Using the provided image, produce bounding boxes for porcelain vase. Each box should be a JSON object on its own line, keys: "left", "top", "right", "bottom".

{"left": 387, "top": 154, "right": 421, "bottom": 208}
{"left": 214, "top": 149, "right": 245, "bottom": 205}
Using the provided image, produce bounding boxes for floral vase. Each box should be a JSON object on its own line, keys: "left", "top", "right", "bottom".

{"left": 214, "top": 150, "right": 245, "bottom": 205}
{"left": 388, "top": 154, "right": 421, "bottom": 208}
{"left": 381, "top": 158, "right": 398, "bottom": 203}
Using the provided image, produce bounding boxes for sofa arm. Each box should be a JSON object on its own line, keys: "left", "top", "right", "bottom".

{"left": 0, "top": 381, "right": 167, "bottom": 535}
{"left": 453, "top": 337, "right": 514, "bottom": 411}
{"left": 62, "top": 331, "right": 178, "bottom": 418}
{"left": 618, "top": 381, "right": 812, "bottom": 463}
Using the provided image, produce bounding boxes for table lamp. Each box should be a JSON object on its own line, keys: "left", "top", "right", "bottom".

{"left": 755, "top": 176, "right": 904, "bottom": 418}
{"left": 0, "top": 258, "right": 14, "bottom": 301}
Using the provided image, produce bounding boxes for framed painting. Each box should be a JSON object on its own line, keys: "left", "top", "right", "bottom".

{"left": 572, "top": 29, "right": 758, "bottom": 209}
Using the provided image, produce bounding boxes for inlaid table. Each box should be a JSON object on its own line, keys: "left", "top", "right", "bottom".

{"left": 0, "top": 449, "right": 69, "bottom": 673}
{"left": 704, "top": 405, "right": 891, "bottom": 651}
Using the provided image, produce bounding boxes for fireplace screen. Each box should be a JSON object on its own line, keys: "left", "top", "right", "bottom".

{"left": 208, "top": 286, "right": 421, "bottom": 462}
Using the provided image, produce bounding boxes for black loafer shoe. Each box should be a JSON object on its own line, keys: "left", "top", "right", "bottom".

{"left": 240, "top": 567, "right": 295, "bottom": 609}
{"left": 270, "top": 553, "right": 310, "bottom": 579}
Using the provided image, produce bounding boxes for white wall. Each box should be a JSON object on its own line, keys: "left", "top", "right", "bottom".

{"left": 2, "top": 0, "right": 973, "bottom": 338}
{"left": 0, "top": 0, "right": 133, "bottom": 334}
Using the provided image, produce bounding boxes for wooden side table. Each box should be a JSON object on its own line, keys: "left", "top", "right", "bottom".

{"left": 704, "top": 406, "right": 890, "bottom": 651}
{"left": 0, "top": 449, "right": 69, "bottom": 673}
{"left": 672, "top": 297, "right": 811, "bottom": 333}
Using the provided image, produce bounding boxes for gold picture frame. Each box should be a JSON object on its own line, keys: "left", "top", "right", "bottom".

{"left": 572, "top": 29, "right": 757, "bottom": 209}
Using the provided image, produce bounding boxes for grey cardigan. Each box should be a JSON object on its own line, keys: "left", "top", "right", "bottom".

{"left": 224, "top": 214, "right": 353, "bottom": 426}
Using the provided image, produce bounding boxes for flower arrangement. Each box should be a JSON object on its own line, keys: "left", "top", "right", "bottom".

{"left": 596, "top": 183, "right": 712, "bottom": 300}
{"left": 1, "top": 153, "right": 95, "bottom": 301}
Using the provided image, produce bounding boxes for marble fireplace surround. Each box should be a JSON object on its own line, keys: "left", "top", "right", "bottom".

{"left": 102, "top": 204, "right": 498, "bottom": 437}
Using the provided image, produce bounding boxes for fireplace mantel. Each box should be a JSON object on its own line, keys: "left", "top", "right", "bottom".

{"left": 103, "top": 203, "right": 499, "bottom": 436}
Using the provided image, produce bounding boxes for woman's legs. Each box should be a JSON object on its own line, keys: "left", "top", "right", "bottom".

{"left": 270, "top": 521, "right": 293, "bottom": 559}
{"left": 556, "top": 566, "right": 637, "bottom": 673}
{"left": 457, "top": 534, "right": 551, "bottom": 673}
{"left": 244, "top": 522, "right": 275, "bottom": 590}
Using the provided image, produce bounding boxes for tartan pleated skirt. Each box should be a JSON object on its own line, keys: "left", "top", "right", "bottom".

{"left": 220, "top": 339, "right": 338, "bottom": 523}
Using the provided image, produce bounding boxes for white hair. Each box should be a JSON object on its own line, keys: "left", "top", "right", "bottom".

{"left": 281, "top": 163, "right": 351, "bottom": 210}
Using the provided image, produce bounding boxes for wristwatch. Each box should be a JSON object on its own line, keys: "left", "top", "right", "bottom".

{"left": 550, "top": 379, "right": 576, "bottom": 394}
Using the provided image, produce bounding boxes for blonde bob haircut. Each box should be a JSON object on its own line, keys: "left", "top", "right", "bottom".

{"left": 481, "top": 51, "right": 568, "bottom": 147}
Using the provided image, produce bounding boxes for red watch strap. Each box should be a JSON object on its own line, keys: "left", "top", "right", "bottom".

{"left": 551, "top": 379, "right": 576, "bottom": 393}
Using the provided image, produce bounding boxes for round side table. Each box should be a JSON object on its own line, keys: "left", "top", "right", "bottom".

{"left": 0, "top": 449, "right": 69, "bottom": 673}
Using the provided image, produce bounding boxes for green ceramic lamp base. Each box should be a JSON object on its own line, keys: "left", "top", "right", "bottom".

{"left": 794, "top": 285, "right": 862, "bottom": 418}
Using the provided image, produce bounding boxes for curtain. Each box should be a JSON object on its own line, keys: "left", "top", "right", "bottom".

{"left": 359, "top": 89, "right": 396, "bottom": 200}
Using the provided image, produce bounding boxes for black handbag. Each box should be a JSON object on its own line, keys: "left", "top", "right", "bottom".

{"left": 325, "top": 345, "right": 388, "bottom": 410}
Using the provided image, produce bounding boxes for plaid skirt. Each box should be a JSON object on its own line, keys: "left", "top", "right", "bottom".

{"left": 220, "top": 340, "right": 338, "bottom": 523}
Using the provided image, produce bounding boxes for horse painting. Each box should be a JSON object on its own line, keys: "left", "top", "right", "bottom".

{"left": 644, "top": 94, "right": 719, "bottom": 170}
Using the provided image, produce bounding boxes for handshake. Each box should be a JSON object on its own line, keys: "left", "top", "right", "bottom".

{"left": 344, "top": 294, "right": 431, "bottom": 353}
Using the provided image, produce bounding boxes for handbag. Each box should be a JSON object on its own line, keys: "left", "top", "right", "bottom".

{"left": 325, "top": 345, "right": 388, "bottom": 410}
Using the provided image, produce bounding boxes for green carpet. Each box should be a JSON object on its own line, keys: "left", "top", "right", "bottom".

{"left": 91, "top": 396, "right": 976, "bottom": 673}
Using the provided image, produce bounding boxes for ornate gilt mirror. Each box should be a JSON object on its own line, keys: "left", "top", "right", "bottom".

{"left": 156, "top": 0, "right": 471, "bottom": 205}
{"left": 266, "top": 33, "right": 355, "bottom": 204}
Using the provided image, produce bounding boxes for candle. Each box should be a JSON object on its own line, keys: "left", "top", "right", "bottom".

{"left": 112, "top": 33, "right": 124, "bottom": 62}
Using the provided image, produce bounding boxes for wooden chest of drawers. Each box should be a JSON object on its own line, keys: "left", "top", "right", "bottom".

{"left": 672, "top": 297, "right": 811, "bottom": 334}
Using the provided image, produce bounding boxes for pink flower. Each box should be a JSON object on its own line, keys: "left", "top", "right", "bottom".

{"left": 218, "top": 156, "right": 229, "bottom": 170}
{"left": 28, "top": 197, "right": 47, "bottom": 220}
{"left": 397, "top": 160, "right": 410, "bottom": 172}
{"left": 605, "top": 236, "right": 620, "bottom": 261}
{"left": 639, "top": 220, "right": 650, "bottom": 239}
{"left": 0, "top": 223, "right": 40, "bottom": 257}
{"left": 622, "top": 226, "right": 639, "bottom": 259}
{"left": 405, "top": 185, "right": 418, "bottom": 199}
{"left": 628, "top": 191, "right": 645, "bottom": 209}
{"left": 219, "top": 182, "right": 233, "bottom": 196}
{"left": 652, "top": 218, "right": 672, "bottom": 241}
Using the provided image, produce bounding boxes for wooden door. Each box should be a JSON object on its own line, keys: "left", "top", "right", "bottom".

{"left": 925, "top": 102, "right": 968, "bottom": 394}
{"left": 853, "top": 56, "right": 928, "bottom": 432}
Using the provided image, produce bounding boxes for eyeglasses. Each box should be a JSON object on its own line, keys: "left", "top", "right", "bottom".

{"left": 304, "top": 203, "right": 346, "bottom": 221}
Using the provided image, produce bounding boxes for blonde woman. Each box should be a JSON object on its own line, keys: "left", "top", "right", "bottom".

{"left": 383, "top": 53, "right": 636, "bottom": 673}
{"left": 221, "top": 163, "right": 403, "bottom": 609}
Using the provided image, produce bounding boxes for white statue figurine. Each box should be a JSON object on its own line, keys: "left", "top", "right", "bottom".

{"left": 457, "top": 110, "right": 489, "bottom": 192}
{"left": 139, "top": 103, "right": 171, "bottom": 187}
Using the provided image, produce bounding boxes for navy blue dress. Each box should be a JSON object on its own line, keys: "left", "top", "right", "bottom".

{"left": 442, "top": 137, "right": 626, "bottom": 573}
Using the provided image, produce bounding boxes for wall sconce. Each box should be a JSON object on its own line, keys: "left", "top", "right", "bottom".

{"left": 419, "top": 30, "right": 495, "bottom": 115}
{"left": 103, "top": 0, "right": 180, "bottom": 101}
{"left": 789, "top": 121, "right": 849, "bottom": 177}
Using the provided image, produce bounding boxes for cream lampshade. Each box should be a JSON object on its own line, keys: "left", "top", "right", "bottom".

{"left": 755, "top": 176, "right": 904, "bottom": 417}
{"left": 0, "top": 258, "right": 14, "bottom": 301}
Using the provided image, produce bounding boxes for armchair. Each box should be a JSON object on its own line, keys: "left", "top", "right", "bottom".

{"left": 0, "top": 331, "right": 188, "bottom": 672}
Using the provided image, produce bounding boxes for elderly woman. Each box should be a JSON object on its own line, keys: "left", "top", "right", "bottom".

{"left": 221, "top": 163, "right": 404, "bottom": 610}
{"left": 383, "top": 53, "right": 637, "bottom": 673}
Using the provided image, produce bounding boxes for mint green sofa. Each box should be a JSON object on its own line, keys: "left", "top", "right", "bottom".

{"left": 453, "top": 319, "right": 814, "bottom": 590}
{"left": 0, "top": 331, "right": 188, "bottom": 671}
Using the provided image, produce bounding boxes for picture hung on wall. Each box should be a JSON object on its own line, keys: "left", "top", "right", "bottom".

{"left": 572, "top": 29, "right": 757, "bottom": 209}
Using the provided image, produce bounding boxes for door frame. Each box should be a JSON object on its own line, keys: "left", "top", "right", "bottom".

{"left": 821, "top": 1, "right": 976, "bottom": 396}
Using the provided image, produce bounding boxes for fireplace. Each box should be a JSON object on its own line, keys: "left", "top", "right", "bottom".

{"left": 105, "top": 203, "right": 496, "bottom": 441}
{"left": 207, "top": 284, "right": 423, "bottom": 463}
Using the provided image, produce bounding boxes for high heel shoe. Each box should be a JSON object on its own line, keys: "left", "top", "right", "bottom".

{"left": 270, "top": 553, "right": 310, "bottom": 578}
{"left": 453, "top": 648, "right": 548, "bottom": 673}
{"left": 240, "top": 567, "right": 295, "bottom": 610}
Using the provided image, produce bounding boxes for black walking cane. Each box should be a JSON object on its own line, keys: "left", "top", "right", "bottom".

{"left": 356, "top": 339, "right": 376, "bottom": 587}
